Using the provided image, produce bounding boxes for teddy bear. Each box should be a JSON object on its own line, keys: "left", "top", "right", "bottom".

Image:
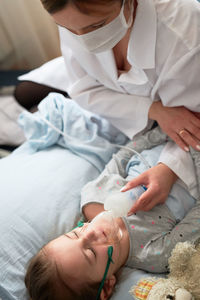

{"left": 130, "top": 241, "right": 200, "bottom": 300}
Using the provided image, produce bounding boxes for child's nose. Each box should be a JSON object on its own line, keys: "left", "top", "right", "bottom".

{"left": 82, "top": 229, "right": 98, "bottom": 243}
{"left": 82, "top": 228, "right": 107, "bottom": 246}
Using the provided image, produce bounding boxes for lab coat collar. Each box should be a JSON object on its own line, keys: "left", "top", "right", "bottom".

{"left": 128, "top": 0, "right": 157, "bottom": 69}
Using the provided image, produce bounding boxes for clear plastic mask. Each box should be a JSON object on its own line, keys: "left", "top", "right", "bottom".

{"left": 86, "top": 211, "right": 123, "bottom": 245}
{"left": 83, "top": 211, "right": 123, "bottom": 245}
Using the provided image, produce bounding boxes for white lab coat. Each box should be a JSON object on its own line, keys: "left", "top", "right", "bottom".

{"left": 19, "top": 0, "right": 200, "bottom": 198}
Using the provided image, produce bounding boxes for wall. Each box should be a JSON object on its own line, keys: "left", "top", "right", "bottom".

{"left": 0, "top": 0, "right": 61, "bottom": 70}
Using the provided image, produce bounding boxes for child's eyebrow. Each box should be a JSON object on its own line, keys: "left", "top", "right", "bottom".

{"left": 63, "top": 234, "right": 93, "bottom": 265}
{"left": 64, "top": 233, "right": 73, "bottom": 239}
{"left": 63, "top": 233, "right": 73, "bottom": 240}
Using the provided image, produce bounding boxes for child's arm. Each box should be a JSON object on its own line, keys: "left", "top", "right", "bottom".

{"left": 81, "top": 126, "right": 168, "bottom": 212}
{"left": 147, "top": 198, "right": 200, "bottom": 273}
{"left": 81, "top": 143, "right": 135, "bottom": 215}
{"left": 81, "top": 127, "right": 196, "bottom": 216}
{"left": 82, "top": 164, "right": 176, "bottom": 220}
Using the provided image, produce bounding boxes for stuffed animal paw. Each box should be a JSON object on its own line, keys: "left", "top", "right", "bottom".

{"left": 130, "top": 241, "right": 200, "bottom": 300}
{"left": 129, "top": 277, "right": 194, "bottom": 300}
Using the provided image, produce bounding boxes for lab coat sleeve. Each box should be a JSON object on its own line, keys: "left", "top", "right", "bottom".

{"left": 156, "top": 45, "right": 200, "bottom": 193}
{"left": 158, "top": 141, "right": 198, "bottom": 199}
{"left": 60, "top": 46, "right": 153, "bottom": 140}
{"left": 158, "top": 45, "right": 200, "bottom": 112}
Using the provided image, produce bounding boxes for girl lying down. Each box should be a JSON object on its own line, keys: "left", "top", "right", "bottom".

{"left": 25, "top": 130, "right": 200, "bottom": 300}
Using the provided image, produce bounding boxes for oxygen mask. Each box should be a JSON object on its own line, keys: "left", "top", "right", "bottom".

{"left": 77, "top": 211, "right": 123, "bottom": 246}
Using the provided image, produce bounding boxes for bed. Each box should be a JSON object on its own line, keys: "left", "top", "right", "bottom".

{"left": 0, "top": 92, "right": 168, "bottom": 300}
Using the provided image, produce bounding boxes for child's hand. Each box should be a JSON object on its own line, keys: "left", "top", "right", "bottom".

{"left": 122, "top": 163, "right": 178, "bottom": 215}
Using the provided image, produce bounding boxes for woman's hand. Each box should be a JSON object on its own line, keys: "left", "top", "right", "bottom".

{"left": 121, "top": 163, "right": 178, "bottom": 215}
{"left": 149, "top": 101, "right": 200, "bottom": 152}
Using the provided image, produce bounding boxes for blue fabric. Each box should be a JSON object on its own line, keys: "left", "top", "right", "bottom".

{"left": 16, "top": 93, "right": 128, "bottom": 172}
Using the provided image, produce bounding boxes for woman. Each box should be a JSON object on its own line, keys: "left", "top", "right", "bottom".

{"left": 16, "top": 0, "right": 200, "bottom": 209}
{"left": 39, "top": 0, "right": 200, "bottom": 151}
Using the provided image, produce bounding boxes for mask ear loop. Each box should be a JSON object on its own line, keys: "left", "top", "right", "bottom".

{"left": 96, "top": 245, "right": 114, "bottom": 300}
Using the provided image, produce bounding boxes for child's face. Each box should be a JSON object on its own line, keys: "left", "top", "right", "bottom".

{"left": 44, "top": 221, "right": 124, "bottom": 291}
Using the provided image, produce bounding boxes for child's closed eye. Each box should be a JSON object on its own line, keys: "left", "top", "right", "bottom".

{"left": 89, "top": 247, "right": 96, "bottom": 258}
{"left": 72, "top": 231, "right": 96, "bottom": 258}
{"left": 72, "top": 231, "right": 79, "bottom": 238}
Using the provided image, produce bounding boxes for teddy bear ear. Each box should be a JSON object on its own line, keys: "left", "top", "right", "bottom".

{"left": 129, "top": 277, "right": 158, "bottom": 300}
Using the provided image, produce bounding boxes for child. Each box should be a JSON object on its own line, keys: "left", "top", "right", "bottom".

{"left": 25, "top": 128, "right": 200, "bottom": 300}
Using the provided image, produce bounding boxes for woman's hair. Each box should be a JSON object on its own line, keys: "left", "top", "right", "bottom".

{"left": 25, "top": 249, "right": 100, "bottom": 300}
{"left": 40, "top": 0, "right": 119, "bottom": 14}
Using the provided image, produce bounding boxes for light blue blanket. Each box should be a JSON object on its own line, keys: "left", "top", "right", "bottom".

{"left": 15, "top": 93, "right": 128, "bottom": 172}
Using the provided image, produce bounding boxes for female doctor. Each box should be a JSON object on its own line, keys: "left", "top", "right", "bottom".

{"left": 16, "top": 0, "right": 200, "bottom": 212}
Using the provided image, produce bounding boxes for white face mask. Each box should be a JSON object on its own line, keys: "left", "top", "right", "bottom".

{"left": 66, "top": 0, "right": 134, "bottom": 53}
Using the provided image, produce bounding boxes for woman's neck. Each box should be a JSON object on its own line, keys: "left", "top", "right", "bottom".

{"left": 113, "top": 0, "right": 138, "bottom": 73}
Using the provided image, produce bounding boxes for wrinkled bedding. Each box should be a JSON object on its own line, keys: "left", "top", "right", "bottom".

{"left": 0, "top": 93, "right": 199, "bottom": 300}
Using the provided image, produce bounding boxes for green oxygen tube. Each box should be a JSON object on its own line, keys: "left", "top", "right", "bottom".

{"left": 96, "top": 245, "right": 114, "bottom": 300}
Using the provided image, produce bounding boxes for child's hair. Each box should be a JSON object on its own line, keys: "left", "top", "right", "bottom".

{"left": 40, "top": 0, "right": 119, "bottom": 14}
{"left": 25, "top": 249, "right": 100, "bottom": 300}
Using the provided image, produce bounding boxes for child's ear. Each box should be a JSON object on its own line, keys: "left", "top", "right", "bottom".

{"left": 100, "top": 275, "right": 116, "bottom": 300}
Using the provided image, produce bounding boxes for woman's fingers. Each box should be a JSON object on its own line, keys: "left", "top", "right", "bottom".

{"left": 170, "top": 132, "right": 190, "bottom": 152}
{"left": 178, "top": 129, "right": 200, "bottom": 151}
{"left": 127, "top": 194, "right": 164, "bottom": 215}
{"left": 194, "top": 112, "right": 200, "bottom": 119}
{"left": 121, "top": 174, "right": 147, "bottom": 192}
{"left": 169, "top": 128, "right": 200, "bottom": 152}
{"left": 191, "top": 113, "right": 200, "bottom": 127}
{"left": 127, "top": 188, "right": 157, "bottom": 215}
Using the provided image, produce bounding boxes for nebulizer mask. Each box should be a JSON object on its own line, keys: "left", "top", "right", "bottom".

{"left": 85, "top": 211, "right": 123, "bottom": 244}
{"left": 75, "top": 211, "right": 123, "bottom": 251}
{"left": 64, "top": 0, "right": 134, "bottom": 53}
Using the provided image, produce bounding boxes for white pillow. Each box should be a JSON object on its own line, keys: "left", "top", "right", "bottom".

{"left": 0, "top": 95, "right": 25, "bottom": 146}
{"left": 0, "top": 146, "right": 99, "bottom": 299}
